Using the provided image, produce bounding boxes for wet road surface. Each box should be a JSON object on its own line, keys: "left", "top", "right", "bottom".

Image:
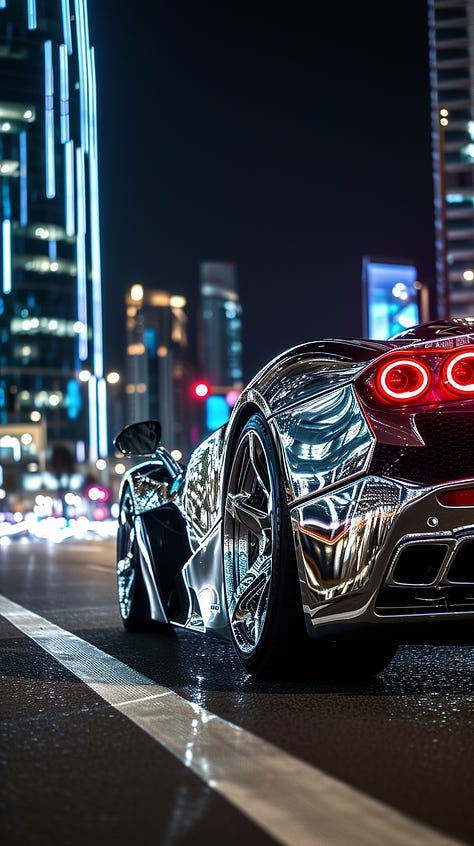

{"left": 1, "top": 536, "right": 474, "bottom": 845}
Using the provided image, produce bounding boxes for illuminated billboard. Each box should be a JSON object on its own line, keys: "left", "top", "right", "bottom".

{"left": 362, "top": 259, "right": 420, "bottom": 340}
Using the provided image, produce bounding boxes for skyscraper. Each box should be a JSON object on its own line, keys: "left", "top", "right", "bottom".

{"left": 0, "top": 0, "right": 104, "bottom": 478}
{"left": 428, "top": 0, "right": 474, "bottom": 318}
{"left": 125, "top": 285, "right": 190, "bottom": 459}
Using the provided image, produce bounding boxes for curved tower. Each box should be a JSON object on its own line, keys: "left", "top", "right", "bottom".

{"left": 0, "top": 0, "right": 104, "bottom": 478}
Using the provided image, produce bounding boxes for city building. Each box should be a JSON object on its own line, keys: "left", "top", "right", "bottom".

{"left": 428, "top": 0, "right": 474, "bottom": 318}
{"left": 0, "top": 0, "right": 105, "bottom": 497}
{"left": 125, "top": 284, "right": 190, "bottom": 460}
{"left": 198, "top": 261, "right": 243, "bottom": 434}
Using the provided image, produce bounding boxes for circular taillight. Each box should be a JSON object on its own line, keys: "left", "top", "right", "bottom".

{"left": 376, "top": 358, "right": 431, "bottom": 402}
{"left": 443, "top": 351, "right": 474, "bottom": 394}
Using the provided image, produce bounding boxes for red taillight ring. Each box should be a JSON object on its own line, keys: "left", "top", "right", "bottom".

{"left": 443, "top": 350, "right": 474, "bottom": 394}
{"left": 376, "top": 358, "right": 431, "bottom": 401}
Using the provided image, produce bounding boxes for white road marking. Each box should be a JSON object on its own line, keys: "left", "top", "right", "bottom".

{"left": 0, "top": 594, "right": 465, "bottom": 846}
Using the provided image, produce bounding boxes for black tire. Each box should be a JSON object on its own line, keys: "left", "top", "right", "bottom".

{"left": 116, "top": 487, "right": 152, "bottom": 631}
{"left": 314, "top": 640, "right": 399, "bottom": 681}
{"left": 223, "top": 412, "right": 307, "bottom": 677}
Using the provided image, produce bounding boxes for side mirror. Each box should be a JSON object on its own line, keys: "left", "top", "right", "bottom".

{"left": 114, "top": 420, "right": 162, "bottom": 456}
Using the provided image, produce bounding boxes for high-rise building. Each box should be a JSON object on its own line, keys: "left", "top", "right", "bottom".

{"left": 428, "top": 0, "right": 474, "bottom": 318}
{"left": 198, "top": 261, "right": 243, "bottom": 433}
{"left": 0, "top": 1, "right": 104, "bottom": 478}
{"left": 125, "top": 285, "right": 190, "bottom": 459}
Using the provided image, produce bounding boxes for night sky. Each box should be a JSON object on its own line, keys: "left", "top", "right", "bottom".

{"left": 87, "top": 1, "right": 435, "bottom": 382}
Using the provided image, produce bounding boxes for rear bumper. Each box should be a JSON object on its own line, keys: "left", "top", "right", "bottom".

{"left": 290, "top": 475, "right": 474, "bottom": 642}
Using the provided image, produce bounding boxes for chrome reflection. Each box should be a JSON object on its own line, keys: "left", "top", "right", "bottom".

{"left": 196, "top": 583, "right": 221, "bottom": 626}
{"left": 274, "top": 385, "right": 374, "bottom": 499}
{"left": 254, "top": 357, "right": 368, "bottom": 411}
{"left": 245, "top": 340, "right": 388, "bottom": 413}
{"left": 292, "top": 476, "right": 421, "bottom": 603}
{"left": 132, "top": 470, "right": 180, "bottom": 511}
{"left": 127, "top": 448, "right": 185, "bottom": 516}
{"left": 184, "top": 426, "right": 226, "bottom": 539}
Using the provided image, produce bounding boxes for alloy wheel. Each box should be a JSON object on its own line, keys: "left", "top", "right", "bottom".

{"left": 224, "top": 427, "right": 274, "bottom": 654}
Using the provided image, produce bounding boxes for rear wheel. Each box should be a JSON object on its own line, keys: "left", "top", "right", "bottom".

{"left": 223, "top": 414, "right": 398, "bottom": 681}
{"left": 223, "top": 413, "right": 307, "bottom": 677}
{"left": 116, "top": 487, "right": 152, "bottom": 631}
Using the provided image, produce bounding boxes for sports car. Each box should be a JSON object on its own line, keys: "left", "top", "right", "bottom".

{"left": 114, "top": 319, "right": 474, "bottom": 679}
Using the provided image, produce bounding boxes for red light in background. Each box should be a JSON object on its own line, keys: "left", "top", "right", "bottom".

{"left": 92, "top": 505, "right": 109, "bottom": 521}
{"left": 85, "top": 484, "right": 109, "bottom": 502}
{"left": 193, "top": 382, "right": 210, "bottom": 399}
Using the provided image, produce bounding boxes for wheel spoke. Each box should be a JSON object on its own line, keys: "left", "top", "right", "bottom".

{"left": 248, "top": 431, "right": 270, "bottom": 498}
{"left": 230, "top": 554, "right": 271, "bottom": 647}
{"left": 226, "top": 492, "right": 270, "bottom": 535}
{"left": 224, "top": 426, "right": 274, "bottom": 654}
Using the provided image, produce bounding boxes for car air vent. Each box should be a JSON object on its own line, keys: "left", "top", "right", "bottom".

{"left": 447, "top": 539, "right": 474, "bottom": 584}
{"left": 391, "top": 544, "right": 448, "bottom": 585}
{"left": 370, "top": 411, "right": 474, "bottom": 485}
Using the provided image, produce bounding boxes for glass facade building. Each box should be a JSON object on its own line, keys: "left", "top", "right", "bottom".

{"left": 428, "top": 0, "right": 474, "bottom": 318}
{"left": 0, "top": 0, "right": 104, "bottom": 477}
{"left": 199, "top": 261, "right": 243, "bottom": 389}
{"left": 198, "top": 261, "right": 243, "bottom": 435}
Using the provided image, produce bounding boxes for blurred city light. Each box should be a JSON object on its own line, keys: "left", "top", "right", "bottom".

{"left": 226, "top": 389, "right": 241, "bottom": 407}
{"left": 193, "top": 381, "right": 210, "bottom": 399}
{"left": 85, "top": 484, "right": 109, "bottom": 502}
{"left": 130, "top": 283, "right": 144, "bottom": 302}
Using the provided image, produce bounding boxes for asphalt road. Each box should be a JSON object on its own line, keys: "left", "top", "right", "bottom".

{"left": 1, "top": 534, "right": 474, "bottom": 846}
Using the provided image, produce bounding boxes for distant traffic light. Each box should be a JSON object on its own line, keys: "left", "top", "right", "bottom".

{"left": 85, "top": 484, "right": 109, "bottom": 503}
{"left": 192, "top": 381, "right": 210, "bottom": 399}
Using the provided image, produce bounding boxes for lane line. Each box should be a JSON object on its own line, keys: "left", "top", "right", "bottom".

{"left": 0, "top": 594, "right": 465, "bottom": 846}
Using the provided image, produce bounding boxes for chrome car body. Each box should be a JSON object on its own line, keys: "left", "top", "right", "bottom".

{"left": 115, "top": 320, "right": 474, "bottom": 678}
